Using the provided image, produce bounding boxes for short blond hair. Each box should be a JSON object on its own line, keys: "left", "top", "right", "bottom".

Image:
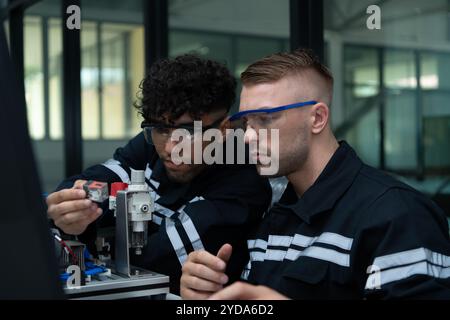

{"left": 241, "top": 48, "right": 333, "bottom": 104}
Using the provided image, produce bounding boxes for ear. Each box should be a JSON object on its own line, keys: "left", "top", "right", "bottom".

{"left": 310, "top": 102, "right": 329, "bottom": 134}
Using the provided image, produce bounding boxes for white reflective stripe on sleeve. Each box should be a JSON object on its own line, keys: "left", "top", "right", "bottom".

{"left": 241, "top": 260, "right": 251, "bottom": 280}
{"left": 178, "top": 210, "right": 204, "bottom": 251}
{"left": 317, "top": 232, "right": 353, "bottom": 251}
{"left": 189, "top": 196, "right": 205, "bottom": 203}
{"left": 144, "top": 164, "right": 160, "bottom": 189}
{"left": 152, "top": 196, "right": 205, "bottom": 231}
{"left": 268, "top": 235, "right": 293, "bottom": 247}
{"left": 248, "top": 233, "right": 352, "bottom": 265}
{"left": 292, "top": 233, "right": 316, "bottom": 248}
{"left": 165, "top": 217, "right": 188, "bottom": 265}
{"left": 264, "top": 249, "right": 286, "bottom": 261}
{"left": 101, "top": 159, "right": 130, "bottom": 183}
{"left": 285, "top": 248, "right": 302, "bottom": 261}
{"left": 301, "top": 246, "right": 350, "bottom": 267}
{"left": 241, "top": 260, "right": 252, "bottom": 280}
{"left": 154, "top": 203, "right": 178, "bottom": 218}
{"left": 144, "top": 164, "right": 151, "bottom": 179}
{"left": 291, "top": 232, "right": 353, "bottom": 251}
{"left": 371, "top": 247, "right": 450, "bottom": 271}
{"left": 365, "top": 260, "right": 450, "bottom": 290}
{"left": 152, "top": 215, "right": 162, "bottom": 225}
{"left": 247, "top": 239, "right": 267, "bottom": 251}
{"left": 250, "top": 251, "right": 265, "bottom": 262}
{"left": 155, "top": 192, "right": 205, "bottom": 217}
{"left": 241, "top": 269, "right": 250, "bottom": 280}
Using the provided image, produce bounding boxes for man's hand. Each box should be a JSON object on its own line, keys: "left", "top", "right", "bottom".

{"left": 208, "top": 282, "right": 289, "bottom": 300}
{"left": 46, "top": 179, "right": 102, "bottom": 235}
{"left": 180, "top": 244, "right": 232, "bottom": 300}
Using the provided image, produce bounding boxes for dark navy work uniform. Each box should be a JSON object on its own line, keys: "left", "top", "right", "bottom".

{"left": 243, "top": 141, "right": 450, "bottom": 299}
{"left": 56, "top": 132, "right": 271, "bottom": 294}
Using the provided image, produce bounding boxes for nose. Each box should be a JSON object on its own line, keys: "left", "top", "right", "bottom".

{"left": 164, "top": 136, "right": 178, "bottom": 155}
{"left": 244, "top": 125, "right": 258, "bottom": 144}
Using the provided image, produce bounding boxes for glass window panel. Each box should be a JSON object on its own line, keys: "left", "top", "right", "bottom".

{"left": 384, "top": 91, "right": 418, "bottom": 169}
{"left": 101, "top": 23, "right": 126, "bottom": 139}
{"left": 341, "top": 46, "right": 380, "bottom": 157}
{"left": 325, "top": 0, "right": 450, "bottom": 47}
{"left": 80, "top": 21, "right": 144, "bottom": 141}
{"left": 344, "top": 100, "right": 380, "bottom": 168}
{"left": 81, "top": 0, "right": 143, "bottom": 21}
{"left": 24, "top": 16, "right": 45, "bottom": 140}
{"left": 423, "top": 91, "right": 450, "bottom": 118}
{"left": 169, "top": 0, "right": 289, "bottom": 39}
{"left": 344, "top": 84, "right": 380, "bottom": 116}
{"left": 342, "top": 44, "right": 380, "bottom": 158}
{"left": 421, "top": 52, "right": 450, "bottom": 90}
{"left": 420, "top": 53, "right": 439, "bottom": 90}
{"left": 169, "top": 30, "right": 232, "bottom": 63}
{"left": 25, "top": 0, "right": 65, "bottom": 193}
{"left": 344, "top": 47, "right": 379, "bottom": 87}
{"left": 48, "top": 18, "right": 63, "bottom": 139}
{"left": 424, "top": 115, "right": 450, "bottom": 169}
{"left": 129, "top": 26, "right": 145, "bottom": 137}
{"left": 81, "top": 21, "right": 100, "bottom": 139}
{"left": 423, "top": 92, "right": 450, "bottom": 169}
{"left": 235, "top": 37, "right": 283, "bottom": 77}
{"left": 81, "top": 0, "right": 144, "bottom": 169}
{"left": 384, "top": 50, "right": 416, "bottom": 89}
{"left": 326, "top": 0, "right": 450, "bottom": 180}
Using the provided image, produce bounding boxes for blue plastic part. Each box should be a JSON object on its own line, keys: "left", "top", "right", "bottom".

{"left": 60, "top": 261, "right": 108, "bottom": 281}
{"left": 228, "top": 100, "right": 318, "bottom": 121}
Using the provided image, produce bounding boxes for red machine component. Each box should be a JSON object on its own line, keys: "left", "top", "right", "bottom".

{"left": 110, "top": 182, "right": 128, "bottom": 196}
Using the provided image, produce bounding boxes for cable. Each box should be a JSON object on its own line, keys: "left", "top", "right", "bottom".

{"left": 54, "top": 234, "right": 78, "bottom": 265}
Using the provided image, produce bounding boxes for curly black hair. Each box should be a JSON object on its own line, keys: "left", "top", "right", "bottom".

{"left": 135, "top": 54, "right": 237, "bottom": 124}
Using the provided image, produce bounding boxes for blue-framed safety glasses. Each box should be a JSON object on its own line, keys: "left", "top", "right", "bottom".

{"left": 228, "top": 100, "right": 317, "bottom": 129}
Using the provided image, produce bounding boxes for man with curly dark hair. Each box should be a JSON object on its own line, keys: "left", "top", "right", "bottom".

{"left": 134, "top": 54, "right": 238, "bottom": 183}
{"left": 46, "top": 54, "right": 272, "bottom": 294}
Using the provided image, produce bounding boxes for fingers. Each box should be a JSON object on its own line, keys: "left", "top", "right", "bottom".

{"left": 189, "top": 250, "right": 227, "bottom": 272}
{"left": 180, "top": 273, "right": 224, "bottom": 293}
{"left": 208, "top": 282, "right": 255, "bottom": 300}
{"left": 54, "top": 207, "right": 102, "bottom": 235}
{"left": 182, "top": 260, "right": 228, "bottom": 285}
{"left": 53, "top": 205, "right": 101, "bottom": 226}
{"left": 72, "top": 179, "right": 87, "bottom": 190}
{"left": 46, "top": 182, "right": 101, "bottom": 236}
{"left": 180, "top": 287, "right": 213, "bottom": 300}
{"left": 209, "top": 283, "right": 289, "bottom": 300}
{"left": 216, "top": 243, "right": 232, "bottom": 264}
{"left": 48, "top": 199, "right": 93, "bottom": 217}
{"left": 180, "top": 249, "right": 231, "bottom": 300}
{"left": 46, "top": 188, "right": 86, "bottom": 206}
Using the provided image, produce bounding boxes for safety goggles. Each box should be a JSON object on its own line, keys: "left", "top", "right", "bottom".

{"left": 228, "top": 100, "right": 317, "bottom": 130}
{"left": 141, "top": 116, "right": 225, "bottom": 145}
